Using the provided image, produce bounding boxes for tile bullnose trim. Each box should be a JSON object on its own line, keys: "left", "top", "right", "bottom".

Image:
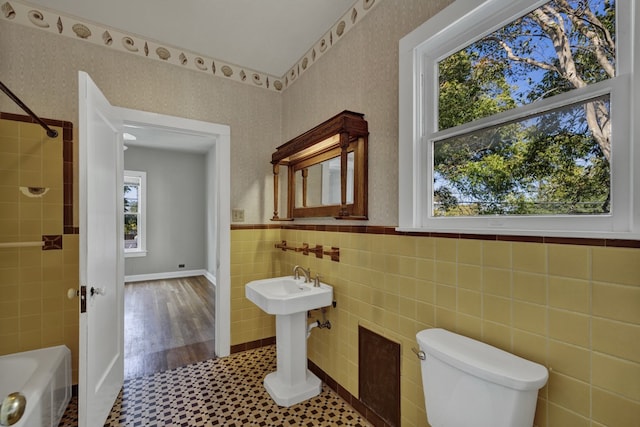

{"left": 230, "top": 224, "right": 282, "bottom": 230}
{"left": 231, "top": 223, "right": 640, "bottom": 248}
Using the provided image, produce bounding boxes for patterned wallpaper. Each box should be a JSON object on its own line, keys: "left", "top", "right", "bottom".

{"left": 1, "top": 0, "right": 380, "bottom": 92}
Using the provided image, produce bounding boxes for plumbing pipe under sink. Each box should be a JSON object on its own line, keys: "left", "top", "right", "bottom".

{"left": 307, "top": 320, "right": 319, "bottom": 338}
{"left": 307, "top": 319, "right": 331, "bottom": 338}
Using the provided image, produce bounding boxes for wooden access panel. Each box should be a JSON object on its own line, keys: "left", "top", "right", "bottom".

{"left": 358, "top": 326, "right": 401, "bottom": 427}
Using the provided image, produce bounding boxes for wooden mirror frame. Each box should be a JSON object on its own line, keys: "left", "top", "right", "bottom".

{"left": 271, "top": 110, "right": 368, "bottom": 220}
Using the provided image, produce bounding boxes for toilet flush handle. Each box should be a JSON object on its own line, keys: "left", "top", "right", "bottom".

{"left": 411, "top": 347, "right": 426, "bottom": 361}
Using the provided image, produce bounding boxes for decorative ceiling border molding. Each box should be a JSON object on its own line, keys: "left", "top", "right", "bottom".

{"left": 2, "top": 0, "right": 381, "bottom": 92}
{"left": 283, "top": 0, "right": 380, "bottom": 89}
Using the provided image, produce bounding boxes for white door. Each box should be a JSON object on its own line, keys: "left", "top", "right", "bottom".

{"left": 78, "top": 71, "right": 124, "bottom": 426}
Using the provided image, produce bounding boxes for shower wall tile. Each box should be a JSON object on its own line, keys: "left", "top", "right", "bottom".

{"left": 20, "top": 219, "right": 41, "bottom": 237}
{"left": 0, "top": 202, "right": 19, "bottom": 219}
{"left": 0, "top": 120, "right": 20, "bottom": 137}
{"left": 0, "top": 139, "right": 19, "bottom": 155}
{"left": 0, "top": 300, "right": 19, "bottom": 320}
{"left": 0, "top": 186, "right": 17, "bottom": 203}
{"left": 0, "top": 170, "right": 19, "bottom": 186}
{"left": 0, "top": 117, "right": 78, "bottom": 381}
{"left": 0, "top": 152, "right": 19, "bottom": 170}
{"left": 0, "top": 267, "right": 19, "bottom": 286}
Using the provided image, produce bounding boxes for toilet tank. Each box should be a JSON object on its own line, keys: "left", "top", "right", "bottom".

{"left": 416, "top": 329, "right": 548, "bottom": 427}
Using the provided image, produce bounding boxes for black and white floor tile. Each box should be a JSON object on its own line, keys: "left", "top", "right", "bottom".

{"left": 59, "top": 345, "right": 371, "bottom": 427}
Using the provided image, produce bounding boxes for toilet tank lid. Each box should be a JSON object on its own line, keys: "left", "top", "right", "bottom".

{"left": 416, "top": 329, "right": 548, "bottom": 391}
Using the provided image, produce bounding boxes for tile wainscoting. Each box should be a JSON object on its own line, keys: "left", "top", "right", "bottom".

{"left": 231, "top": 224, "right": 640, "bottom": 427}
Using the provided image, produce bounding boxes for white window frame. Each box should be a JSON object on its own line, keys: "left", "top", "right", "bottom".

{"left": 398, "top": 0, "right": 639, "bottom": 239}
{"left": 124, "top": 170, "right": 147, "bottom": 257}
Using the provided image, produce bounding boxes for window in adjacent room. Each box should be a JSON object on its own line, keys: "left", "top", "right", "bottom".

{"left": 398, "top": 0, "right": 637, "bottom": 237}
{"left": 124, "top": 170, "right": 147, "bottom": 256}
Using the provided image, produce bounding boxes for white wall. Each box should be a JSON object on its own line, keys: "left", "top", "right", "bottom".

{"left": 124, "top": 145, "right": 206, "bottom": 276}
{"left": 0, "top": 18, "right": 282, "bottom": 225}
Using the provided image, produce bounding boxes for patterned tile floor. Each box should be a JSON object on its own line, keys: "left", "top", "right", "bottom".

{"left": 59, "top": 345, "right": 372, "bottom": 427}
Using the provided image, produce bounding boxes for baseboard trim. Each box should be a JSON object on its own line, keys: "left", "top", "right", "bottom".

{"left": 308, "top": 360, "right": 391, "bottom": 426}
{"left": 203, "top": 270, "right": 217, "bottom": 287}
{"left": 230, "top": 336, "right": 276, "bottom": 354}
{"left": 230, "top": 338, "right": 391, "bottom": 427}
{"left": 125, "top": 269, "right": 208, "bottom": 283}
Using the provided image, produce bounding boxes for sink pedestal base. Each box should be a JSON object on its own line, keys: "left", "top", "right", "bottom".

{"left": 264, "top": 311, "right": 322, "bottom": 407}
{"left": 264, "top": 370, "right": 321, "bottom": 407}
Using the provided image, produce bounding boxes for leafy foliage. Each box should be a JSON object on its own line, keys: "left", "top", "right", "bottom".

{"left": 434, "top": 0, "right": 613, "bottom": 216}
{"left": 124, "top": 184, "right": 138, "bottom": 237}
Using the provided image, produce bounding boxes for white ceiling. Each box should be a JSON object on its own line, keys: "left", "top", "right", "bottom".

{"left": 123, "top": 125, "right": 215, "bottom": 154}
{"left": 22, "top": 0, "right": 357, "bottom": 77}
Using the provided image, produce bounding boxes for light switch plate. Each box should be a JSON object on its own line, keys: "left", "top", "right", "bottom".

{"left": 232, "top": 208, "right": 245, "bottom": 222}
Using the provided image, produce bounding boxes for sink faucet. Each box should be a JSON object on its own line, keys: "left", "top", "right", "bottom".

{"left": 293, "top": 265, "right": 311, "bottom": 283}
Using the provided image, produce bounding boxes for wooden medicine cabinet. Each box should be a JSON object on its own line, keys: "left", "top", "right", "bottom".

{"left": 271, "top": 110, "right": 368, "bottom": 220}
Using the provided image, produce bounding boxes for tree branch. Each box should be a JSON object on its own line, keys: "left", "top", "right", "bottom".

{"left": 530, "top": 7, "right": 587, "bottom": 89}
{"left": 583, "top": 99, "right": 611, "bottom": 160}
{"left": 555, "top": 0, "right": 615, "bottom": 78}
{"left": 485, "top": 36, "right": 559, "bottom": 73}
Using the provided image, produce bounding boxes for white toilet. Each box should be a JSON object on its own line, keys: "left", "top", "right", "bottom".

{"left": 416, "top": 328, "right": 548, "bottom": 427}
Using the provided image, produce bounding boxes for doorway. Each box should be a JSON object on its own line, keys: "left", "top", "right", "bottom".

{"left": 121, "top": 125, "right": 222, "bottom": 376}
{"left": 79, "top": 73, "right": 230, "bottom": 425}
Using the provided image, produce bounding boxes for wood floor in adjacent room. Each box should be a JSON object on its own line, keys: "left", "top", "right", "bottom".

{"left": 124, "top": 275, "right": 216, "bottom": 379}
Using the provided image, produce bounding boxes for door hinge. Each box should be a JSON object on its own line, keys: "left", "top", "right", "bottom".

{"left": 80, "top": 285, "right": 87, "bottom": 313}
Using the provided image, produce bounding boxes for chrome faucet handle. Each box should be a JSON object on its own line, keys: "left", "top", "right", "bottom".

{"left": 313, "top": 274, "right": 321, "bottom": 287}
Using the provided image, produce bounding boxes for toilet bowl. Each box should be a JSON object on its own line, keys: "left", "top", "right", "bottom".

{"left": 416, "top": 328, "right": 548, "bottom": 427}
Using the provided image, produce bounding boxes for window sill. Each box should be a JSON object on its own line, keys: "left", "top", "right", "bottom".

{"left": 125, "top": 250, "right": 148, "bottom": 258}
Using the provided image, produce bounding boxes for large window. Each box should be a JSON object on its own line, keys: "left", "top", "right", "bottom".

{"left": 124, "top": 170, "right": 147, "bottom": 256}
{"left": 399, "top": 0, "right": 638, "bottom": 238}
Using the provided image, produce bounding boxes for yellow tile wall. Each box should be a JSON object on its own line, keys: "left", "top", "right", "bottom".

{"left": 230, "top": 227, "right": 281, "bottom": 345}
{"left": 0, "top": 119, "right": 79, "bottom": 381}
{"left": 231, "top": 227, "right": 640, "bottom": 427}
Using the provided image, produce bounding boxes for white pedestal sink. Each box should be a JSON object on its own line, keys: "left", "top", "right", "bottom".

{"left": 245, "top": 276, "right": 333, "bottom": 407}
